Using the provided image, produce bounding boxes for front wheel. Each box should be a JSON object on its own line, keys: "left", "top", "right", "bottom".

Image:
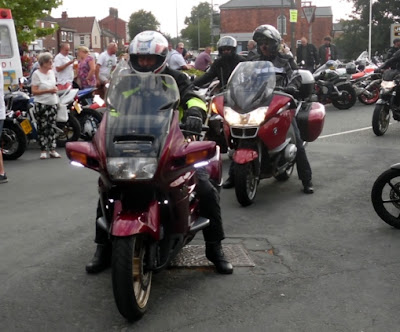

{"left": 112, "top": 235, "right": 152, "bottom": 321}
{"left": 372, "top": 103, "right": 390, "bottom": 136}
{"left": 234, "top": 161, "right": 258, "bottom": 207}
{"left": 331, "top": 85, "right": 357, "bottom": 110}
{"left": 371, "top": 168, "right": 400, "bottom": 228}
{"left": 56, "top": 114, "right": 81, "bottom": 147}
{"left": 358, "top": 84, "right": 380, "bottom": 105}
{"left": 1, "top": 121, "right": 27, "bottom": 160}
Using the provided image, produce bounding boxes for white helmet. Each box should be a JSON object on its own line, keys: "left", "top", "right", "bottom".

{"left": 129, "top": 31, "right": 169, "bottom": 73}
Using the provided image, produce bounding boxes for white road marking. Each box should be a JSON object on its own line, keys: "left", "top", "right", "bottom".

{"left": 319, "top": 123, "right": 393, "bottom": 138}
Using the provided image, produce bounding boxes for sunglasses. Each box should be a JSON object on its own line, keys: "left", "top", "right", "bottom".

{"left": 220, "top": 47, "right": 232, "bottom": 52}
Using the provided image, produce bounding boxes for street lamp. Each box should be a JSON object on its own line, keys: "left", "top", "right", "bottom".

{"left": 368, "top": 0, "right": 372, "bottom": 59}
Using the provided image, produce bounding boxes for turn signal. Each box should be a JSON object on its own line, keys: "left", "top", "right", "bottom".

{"left": 186, "top": 150, "right": 209, "bottom": 165}
{"left": 69, "top": 151, "right": 88, "bottom": 167}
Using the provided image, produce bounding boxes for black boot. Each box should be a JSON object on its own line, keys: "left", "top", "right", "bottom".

{"left": 222, "top": 176, "right": 235, "bottom": 189}
{"left": 205, "top": 242, "right": 233, "bottom": 274}
{"left": 302, "top": 180, "right": 314, "bottom": 194}
{"left": 85, "top": 244, "right": 111, "bottom": 274}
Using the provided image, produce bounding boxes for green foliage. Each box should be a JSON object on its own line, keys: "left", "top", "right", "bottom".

{"left": 0, "top": 0, "right": 62, "bottom": 44}
{"left": 337, "top": 0, "right": 400, "bottom": 60}
{"left": 128, "top": 10, "right": 160, "bottom": 40}
{"left": 181, "top": 2, "right": 219, "bottom": 50}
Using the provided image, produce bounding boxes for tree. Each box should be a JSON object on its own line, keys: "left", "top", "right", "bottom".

{"left": 128, "top": 10, "right": 160, "bottom": 40}
{"left": 0, "top": 0, "right": 62, "bottom": 44}
{"left": 337, "top": 0, "right": 400, "bottom": 60}
{"left": 181, "top": 2, "right": 218, "bottom": 50}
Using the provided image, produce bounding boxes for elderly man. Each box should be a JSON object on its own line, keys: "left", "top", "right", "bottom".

{"left": 194, "top": 46, "right": 212, "bottom": 71}
{"left": 53, "top": 43, "right": 74, "bottom": 90}
{"left": 167, "top": 42, "right": 193, "bottom": 70}
{"left": 296, "top": 37, "right": 319, "bottom": 72}
{"left": 247, "top": 39, "right": 257, "bottom": 60}
{"left": 96, "top": 42, "right": 117, "bottom": 98}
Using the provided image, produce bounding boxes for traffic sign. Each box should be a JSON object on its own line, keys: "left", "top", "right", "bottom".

{"left": 302, "top": 6, "right": 316, "bottom": 24}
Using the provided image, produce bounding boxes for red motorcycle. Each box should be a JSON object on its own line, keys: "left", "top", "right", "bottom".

{"left": 213, "top": 61, "right": 325, "bottom": 206}
{"left": 66, "top": 73, "right": 221, "bottom": 320}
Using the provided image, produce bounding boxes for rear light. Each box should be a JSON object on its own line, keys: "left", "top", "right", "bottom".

{"left": 15, "top": 110, "right": 21, "bottom": 117}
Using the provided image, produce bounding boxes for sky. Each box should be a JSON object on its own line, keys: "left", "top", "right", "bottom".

{"left": 50, "top": 0, "right": 355, "bottom": 38}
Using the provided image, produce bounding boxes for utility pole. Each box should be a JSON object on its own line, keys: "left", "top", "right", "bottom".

{"left": 210, "top": 0, "right": 214, "bottom": 48}
{"left": 290, "top": 0, "right": 296, "bottom": 51}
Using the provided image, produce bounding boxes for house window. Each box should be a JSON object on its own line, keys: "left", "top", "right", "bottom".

{"left": 51, "top": 23, "right": 54, "bottom": 28}
{"left": 80, "top": 35, "right": 85, "bottom": 45}
{"left": 41, "top": 22, "right": 44, "bottom": 28}
{"left": 68, "top": 32, "right": 73, "bottom": 42}
{"left": 61, "top": 31, "right": 66, "bottom": 42}
{"left": 277, "top": 15, "right": 287, "bottom": 35}
{"left": 94, "top": 36, "right": 97, "bottom": 44}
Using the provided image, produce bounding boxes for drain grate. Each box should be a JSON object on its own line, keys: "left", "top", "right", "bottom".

{"left": 170, "top": 244, "right": 255, "bottom": 267}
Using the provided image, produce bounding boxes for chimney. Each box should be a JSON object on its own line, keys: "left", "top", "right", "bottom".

{"left": 109, "top": 7, "right": 118, "bottom": 18}
{"left": 61, "top": 11, "right": 68, "bottom": 20}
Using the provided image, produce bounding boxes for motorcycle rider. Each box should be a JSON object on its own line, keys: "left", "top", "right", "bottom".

{"left": 251, "top": 24, "right": 314, "bottom": 194}
{"left": 193, "top": 36, "right": 245, "bottom": 189}
{"left": 386, "top": 38, "right": 400, "bottom": 61}
{"left": 86, "top": 31, "right": 233, "bottom": 275}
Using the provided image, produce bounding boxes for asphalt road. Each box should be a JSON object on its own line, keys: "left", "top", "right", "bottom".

{"left": 2, "top": 101, "right": 400, "bottom": 331}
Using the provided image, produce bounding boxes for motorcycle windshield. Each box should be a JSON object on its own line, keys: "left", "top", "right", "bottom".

{"left": 105, "top": 74, "right": 180, "bottom": 159}
{"left": 225, "top": 61, "right": 276, "bottom": 113}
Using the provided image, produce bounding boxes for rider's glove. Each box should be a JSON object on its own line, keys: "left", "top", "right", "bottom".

{"left": 185, "top": 107, "right": 204, "bottom": 134}
{"left": 283, "top": 86, "right": 298, "bottom": 96}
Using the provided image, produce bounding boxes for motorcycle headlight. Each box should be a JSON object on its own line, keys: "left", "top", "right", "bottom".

{"left": 381, "top": 81, "right": 396, "bottom": 90}
{"left": 106, "top": 157, "right": 157, "bottom": 180}
{"left": 224, "top": 106, "right": 268, "bottom": 126}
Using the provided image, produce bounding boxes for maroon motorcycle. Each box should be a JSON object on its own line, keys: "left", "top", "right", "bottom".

{"left": 213, "top": 61, "right": 325, "bottom": 206}
{"left": 66, "top": 73, "right": 221, "bottom": 320}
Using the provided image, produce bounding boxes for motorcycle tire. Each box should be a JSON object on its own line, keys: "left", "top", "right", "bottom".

{"left": 112, "top": 235, "right": 152, "bottom": 321}
{"left": 77, "top": 109, "right": 103, "bottom": 141}
{"left": 371, "top": 168, "right": 400, "bottom": 229}
{"left": 1, "top": 121, "right": 27, "bottom": 160}
{"left": 331, "top": 85, "right": 357, "bottom": 110}
{"left": 358, "top": 85, "right": 380, "bottom": 105}
{"left": 372, "top": 104, "right": 390, "bottom": 136}
{"left": 56, "top": 114, "right": 81, "bottom": 147}
{"left": 234, "top": 161, "right": 258, "bottom": 207}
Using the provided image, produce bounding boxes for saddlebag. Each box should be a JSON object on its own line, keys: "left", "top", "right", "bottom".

{"left": 296, "top": 102, "right": 325, "bottom": 142}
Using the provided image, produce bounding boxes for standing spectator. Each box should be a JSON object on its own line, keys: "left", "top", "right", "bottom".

{"left": 95, "top": 42, "right": 117, "bottom": 98}
{"left": 318, "top": 36, "right": 338, "bottom": 65}
{"left": 31, "top": 52, "right": 61, "bottom": 160}
{"left": 194, "top": 46, "right": 212, "bottom": 71}
{"left": 166, "top": 42, "right": 173, "bottom": 63}
{"left": 386, "top": 38, "right": 400, "bottom": 60}
{"left": 296, "top": 37, "right": 319, "bottom": 72}
{"left": 280, "top": 39, "right": 293, "bottom": 57}
{"left": 0, "top": 67, "right": 7, "bottom": 183}
{"left": 53, "top": 43, "right": 74, "bottom": 90}
{"left": 167, "top": 42, "right": 193, "bottom": 70}
{"left": 247, "top": 39, "right": 257, "bottom": 60}
{"left": 76, "top": 46, "right": 96, "bottom": 89}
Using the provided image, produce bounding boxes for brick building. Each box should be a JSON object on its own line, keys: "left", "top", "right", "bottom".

{"left": 99, "top": 8, "right": 129, "bottom": 51}
{"left": 219, "top": 0, "right": 333, "bottom": 53}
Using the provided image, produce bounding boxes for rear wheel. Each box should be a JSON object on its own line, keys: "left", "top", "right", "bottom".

{"left": 56, "top": 114, "right": 81, "bottom": 147}
{"left": 332, "top": 85, "right": 356, "bottom": 110}
{"left": 234, "top": 161, "right": 258, "bottom": 207}
{"left": 358, "top": 84, "right": 380, "bottom": 105}
{"left": 1, "top": 121, "right": 27, "bottom": 160}
{"left": 371, "top": 168, "right": 400, "bottom": 228}
{"left": 372, "top": 104, "right": 390, "bottom": 136}
{"left": 112, "top": 235, "right": 152, "bottom": 321}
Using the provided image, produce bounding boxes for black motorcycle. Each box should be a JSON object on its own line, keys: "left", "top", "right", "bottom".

{"left": 371, "top": 69, "right": 400, "bottom": 136}
{"left": 312, "top": 60, "right": 357, "bottom": 110}
{"left": 1, "top": 109, "right": 28, "bottom": 160}
{"left": 371, "top": 164, "right": 400, "bottom": 228}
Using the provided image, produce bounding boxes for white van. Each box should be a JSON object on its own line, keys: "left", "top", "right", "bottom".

{"left": 0, "top": 8, "right": 23, "bottom": 89}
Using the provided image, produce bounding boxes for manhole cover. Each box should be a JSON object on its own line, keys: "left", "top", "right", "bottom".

{"left": 170, "top": 244, "right": 255, "bottom": 267}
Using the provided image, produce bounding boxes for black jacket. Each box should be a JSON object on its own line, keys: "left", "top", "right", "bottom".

{"left": 193, "top": 53, "right": 246, "bottom": 89}
{"left": 381, "top": 49, "right": 400, "bottom": 71}
{"left": 386, "top": 46, "right": 400, "bottom": 61}
{"left": 296, "top": 43, "right": 319, "bottom": 67}
{"left": 318, "top": 44, "right": 338, "bottom": 65}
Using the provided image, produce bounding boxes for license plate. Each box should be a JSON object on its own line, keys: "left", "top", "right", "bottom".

{"left": 20, "top": 119, "right": 33, "bottom": 134}
{"left": 74, "top": 101, "right": 82, "bottom": 114}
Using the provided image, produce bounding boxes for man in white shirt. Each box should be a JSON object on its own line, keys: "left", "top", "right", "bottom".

{"left": 96, "top": 42, "right": 117, "bottom": 98}
{"left": 167, "top": 42, "right": 193, "bottom": 70}
{"left": 53, "top": 43, "right": 74, "bottom": 90}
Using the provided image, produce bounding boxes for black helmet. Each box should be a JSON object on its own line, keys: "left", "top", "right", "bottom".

{"left": 217, "top": 36, "right": 237, "bottom": 57}
{"left": 346, "top": 62, "right": 356, "bottom": 74}
{"left": 252, "top": 24, "right": 281, "bottom": 57}
{"left": 129, "top": 31, "right": 168, "bottom": 74}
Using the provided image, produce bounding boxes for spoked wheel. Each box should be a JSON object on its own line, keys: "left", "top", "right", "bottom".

{"left": 372, "top": 104, "right": 390, "bottom": 136}
{"left": 371, "top": 168, "right": 400, "bottom": 228}
{"left": 358, "top": 84, "right": 380, "bottom": 105}
{"left": 1, "top": 122, "right": 27, "bottom": 160}
{"left": 332, "top": 85, "right": 357, "bottom": 110}
{"left": 234, "top": 161, "right": 258, "bottom": 207}
{"left": 56, "top": 115, "right": 81, "bottom": 147}
{"left": 112, "top": 235, "right": 152, "bottom": 321}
